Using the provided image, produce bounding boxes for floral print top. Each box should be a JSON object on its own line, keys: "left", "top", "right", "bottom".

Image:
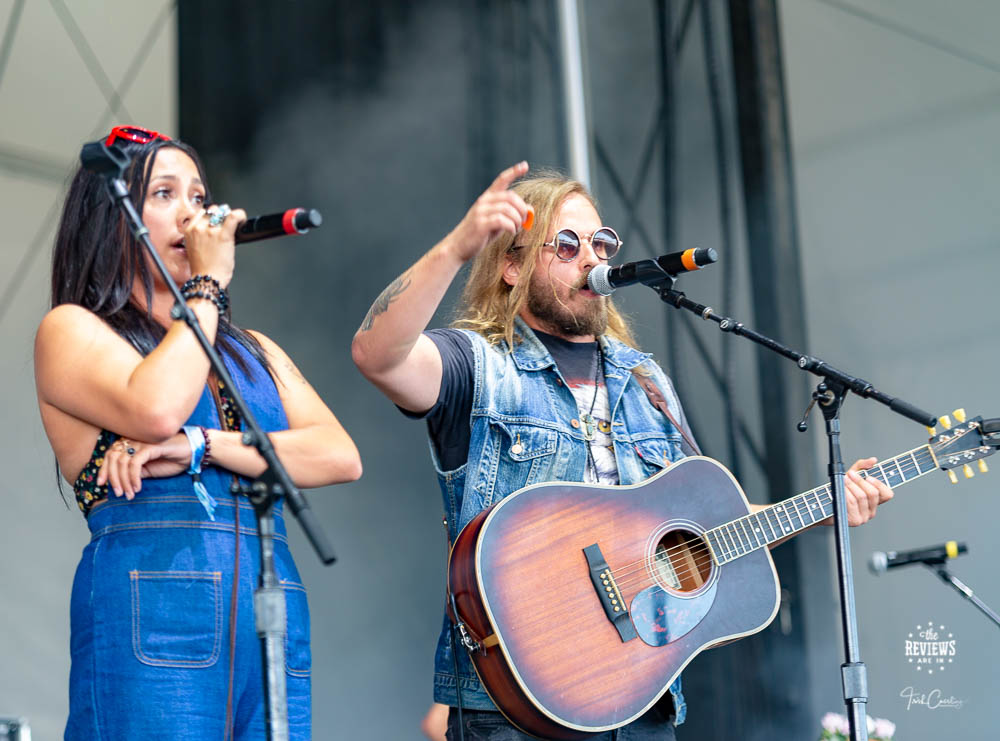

{"left": 72, "top": 379, "right": 242, "bottom": 516}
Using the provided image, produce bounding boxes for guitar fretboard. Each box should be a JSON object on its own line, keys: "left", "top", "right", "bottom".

{"left": 706, "top": 445, "right": 937, "bottom": 564}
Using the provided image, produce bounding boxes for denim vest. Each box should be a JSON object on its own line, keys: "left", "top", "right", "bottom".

{"left": 431, "top": 319, "right": 688, "bottom": 725}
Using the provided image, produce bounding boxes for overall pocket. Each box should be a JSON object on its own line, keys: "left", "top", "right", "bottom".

{"left": 130, "top": 570, "right": 222, "bottom": 668}
{"left": 282, "top": 579, "right": 311, "bottom": 677}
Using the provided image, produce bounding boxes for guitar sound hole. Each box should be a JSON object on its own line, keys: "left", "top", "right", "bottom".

{"left": 653, "top": 529, "right": 711, "bottom": 593}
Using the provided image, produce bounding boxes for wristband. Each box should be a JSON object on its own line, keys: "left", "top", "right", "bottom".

{"left": 182, "top": 425, "right": 217, "bottom": 520}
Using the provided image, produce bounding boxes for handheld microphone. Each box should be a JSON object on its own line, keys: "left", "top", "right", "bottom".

{"left": 587, "top": 248, "right": 718, "bottom": 296}
{"left": 869, "top": 541, "right": 967, "bottom": 575}
{"left": 235, "top": 208, "right": 322, "bottom": 244}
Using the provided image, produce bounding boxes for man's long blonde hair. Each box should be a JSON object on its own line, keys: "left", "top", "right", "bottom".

{"left": 453, "top": 171, "right": 638, "bottom": 349}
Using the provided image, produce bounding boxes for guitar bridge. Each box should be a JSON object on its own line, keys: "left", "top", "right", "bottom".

{"left": 583, "top": 543, "right": 637, "bottom": 643}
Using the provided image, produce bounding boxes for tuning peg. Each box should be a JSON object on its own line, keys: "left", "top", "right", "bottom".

{"left": 926, "top": 424, "right": 937, "bottom": 436}
{"left": 979, "top": 460, "right": 989, "bottom": 474}
{"left": 953, "top": 408, "right": 967, "bottom": 423}
{"left": 963, "top": 464, "right": 975, "bottom": 479}
{"left": 939, "top": 415, "right": 952, "bottom": 430}
{"left": 947, "top": 469, "right": 959, "bottom": 484}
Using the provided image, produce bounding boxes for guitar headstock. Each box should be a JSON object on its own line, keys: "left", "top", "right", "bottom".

{"left": 928, "top": 408, "right": 1000, "bottom": 483}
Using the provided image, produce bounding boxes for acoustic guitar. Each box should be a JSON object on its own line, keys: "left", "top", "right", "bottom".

{"left": 447, "top": 411, "right": 1000, "bottom": 739}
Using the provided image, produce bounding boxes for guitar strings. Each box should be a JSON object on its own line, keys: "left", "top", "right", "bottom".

{"left": 607, "top": 486, "right": 837, "bottom": 590}
{"left": 611, "top": 480, "right": 860, "bottom": 591}
{"left": 548, "top": 445, "right": 938, "bottom": 597}
{"left": 608, "top": 453, "right": 929, "bottom": 588}
{"left": 606, "top": 462, "right": 920, "bottom": 593}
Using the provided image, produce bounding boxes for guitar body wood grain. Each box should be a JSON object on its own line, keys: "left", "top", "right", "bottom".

{"left": 448, "top": 457, "right": 781, "bottom": 739}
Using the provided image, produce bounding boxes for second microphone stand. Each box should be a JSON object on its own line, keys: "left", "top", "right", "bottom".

{"left": 925, "top": 563, "right": 1000, "bottom": 629}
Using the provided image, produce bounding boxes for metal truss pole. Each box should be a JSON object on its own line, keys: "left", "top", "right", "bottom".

{"left": 556, "top": 0, "right": 592, "bottom": 188}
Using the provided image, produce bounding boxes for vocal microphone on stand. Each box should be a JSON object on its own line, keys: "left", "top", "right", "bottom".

{"left": 869, "top": 541, "right": 968, "bottom": 575}
{"left": 587, "top": 247, "right": 718, "bottom": 295}
{"left": 235, "top": 208, "right": 322, "bottom": 244}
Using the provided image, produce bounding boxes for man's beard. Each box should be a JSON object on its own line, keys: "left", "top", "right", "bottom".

{"left": 525, "top": 271, "right": 609, "bottom": 338}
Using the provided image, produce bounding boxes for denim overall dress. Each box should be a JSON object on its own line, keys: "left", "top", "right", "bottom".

{"left": 66, "top": 343, "right": 311, "bottom": 740}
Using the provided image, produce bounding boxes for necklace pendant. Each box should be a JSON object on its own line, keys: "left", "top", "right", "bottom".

{"left": 581, "top": 413, "right": 597, "bottom": 441}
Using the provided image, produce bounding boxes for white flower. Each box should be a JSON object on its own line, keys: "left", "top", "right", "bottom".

{"left": 867, "top": 715, "right": 876, "bottom": 734}
{"left": 820, "top": 712, "right": 851, "bottom": 735}
{"left": 835, "top": 715, "right": 850, "bottom": 735}
{"left": 873, "top": 717, "right": 896, "bottom": 739}
{"left": 821, "top": 713, "right": 842, "bottom": 733}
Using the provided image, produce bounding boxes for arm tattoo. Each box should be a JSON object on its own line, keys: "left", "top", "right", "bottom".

{"left": 359, "top": 270, "right": 412, "bottom": 331}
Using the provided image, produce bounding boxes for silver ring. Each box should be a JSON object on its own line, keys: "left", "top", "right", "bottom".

{"left": 207, "top": 203, "right": 231, "bottom": 227}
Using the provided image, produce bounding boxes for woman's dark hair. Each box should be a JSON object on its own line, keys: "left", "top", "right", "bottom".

{"left": 51, "top": 136, "right": 270, "bottom": 374}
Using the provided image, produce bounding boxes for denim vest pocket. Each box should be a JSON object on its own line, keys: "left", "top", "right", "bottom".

{"left": 488, "top": 421, "right": 559, "bottom": 503}
{"left": 281, "top": 580, "right": 312, "bottom": 677}
{"left": 632, "top": 435, "right": 684, "bottom": 479}
{"left": 130, "top": 570, "right": 222, "bottom": 668}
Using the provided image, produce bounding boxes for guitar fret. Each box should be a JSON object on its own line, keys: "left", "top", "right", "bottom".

{"left": 874, "top": 464, "right": 888, "bottom": 486}
{"left": 727, "top": 523, "right": 746, "bottom": 555}
{"left": 763, "top": 508, "right": 779, "bottom": 542}
{"left": 800, "top": 494, "right": 819, "bottom": 524}
{"left": 736, "top": 519, "right": 753, "bottom": 550}
{"left": 709, "top": 530, "right": 728, "bottom": 562}
{"left": 754, "top": 511, "right": 773, "bottom": 545}
{"left": 808, "top": 489, "right": 827, "bottom": 521}
{"left": 784, "top": 499, "right": 800, "bottom": 530}
{"left": 813, "top": 486, "right": 833, "bottom": 520}
{"left": 918, "top": 449, "right": 935, "bottom": 475}
{"left": 742, "top": 518, "right": 761, "bottom": 550}
{"left": 774, "top": 504, "right": 792, "bottom": 538}
{"left": 908, "top": 451, "right": 921, "bottom": 477}
{"left": 765, "top": 507, "right": 782, "bottom": 542}
{"left": 734, "top": 522, "right": 750, "bottom": 554}
{"left": 748, "top": 514, "right": 765, "bottom": 548}
{"left": 888, "top": 458, "right": 904, "bottom": 486}
{"left": 720, "top": 526, "right": 738, "bottom": 558}
{"left": 709, "top": 530, "right": 729, "bottom": 562}
{"left": 791, "top": 496, "right": 810, "bottom": 527}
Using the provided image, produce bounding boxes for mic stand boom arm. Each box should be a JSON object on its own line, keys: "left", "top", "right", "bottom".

{"left": 648, "top": 274, "right": 936, "bottom": 741}
{"left": 926, "top": 564, "right": 1000, "bottom": 629}
{"left": 82, "top": 141, "right": 335, "bottom": 741}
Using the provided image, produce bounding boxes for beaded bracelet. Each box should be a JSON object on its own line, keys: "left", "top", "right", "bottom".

{"left": 181, "top": 274, "right": 229, "bottom": 315}
{"left": 199, "top": 425, "right": 212, "bottom": 464}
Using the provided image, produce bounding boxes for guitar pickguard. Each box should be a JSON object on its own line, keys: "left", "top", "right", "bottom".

{"left": 630, "top": 581, "right": 718, "bottom": 647}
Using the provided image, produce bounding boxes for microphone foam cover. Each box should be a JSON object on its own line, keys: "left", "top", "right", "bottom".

{"left": 587, "top": 264, "right": 615, "bottom": 296}
{"left": 868, "top": 551, "right": 888, "bottom": 575}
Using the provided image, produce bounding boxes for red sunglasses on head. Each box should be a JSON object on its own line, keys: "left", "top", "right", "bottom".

{"left": 104, "top": 125, "right": 172, "bottom": 148}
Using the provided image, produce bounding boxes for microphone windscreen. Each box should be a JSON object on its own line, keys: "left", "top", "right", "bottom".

{"left": 868, "top": 551, "right": 888, "bottom": 575}
{"left": 587, "top": 264, "right": 615, "bottom": 296}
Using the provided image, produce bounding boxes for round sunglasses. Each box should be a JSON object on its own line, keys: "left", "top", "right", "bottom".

{"left": 511, "top": 227, "right": 623, "bottom": 262}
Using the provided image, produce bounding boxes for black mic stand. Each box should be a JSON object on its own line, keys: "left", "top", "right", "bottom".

{"left": 924, "top": 563, "right": 1000, "bottom": 629}
{"left": 81, "top": 141, "right": 336, "bottom": 741}
{"left": 637, "top": 266, "right": 937, "bottom": 741}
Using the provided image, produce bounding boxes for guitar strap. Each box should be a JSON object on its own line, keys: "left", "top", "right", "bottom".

{"left": 631, "top": 370, "right": 702, "bottom": 457}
